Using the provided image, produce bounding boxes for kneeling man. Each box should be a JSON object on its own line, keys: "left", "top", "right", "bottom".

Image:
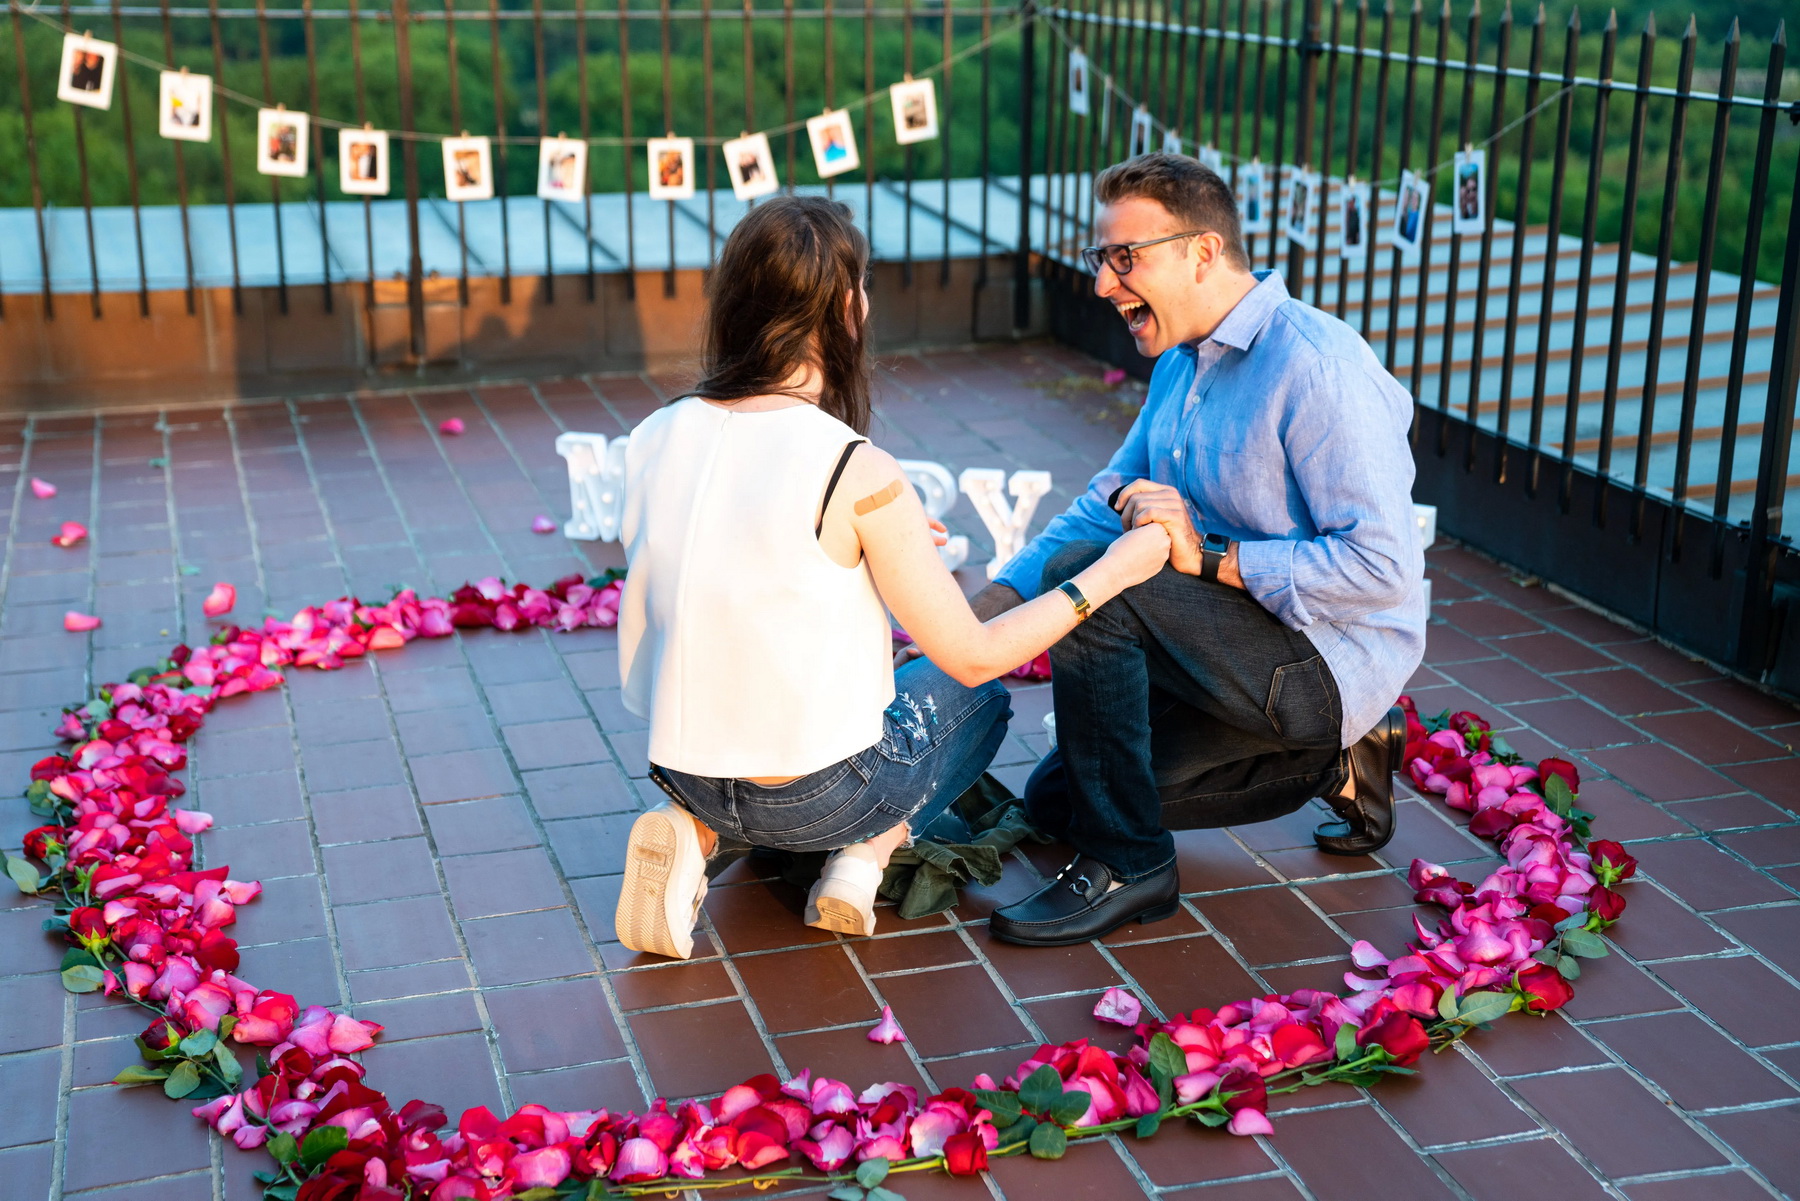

{"left": 985, "top": 155, "right": 1426, "bottom": 945}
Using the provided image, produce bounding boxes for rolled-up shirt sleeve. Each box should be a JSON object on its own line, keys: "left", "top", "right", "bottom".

{"left": 995, "top": 403, "right": 1153, "bottom": 600}
{"left": 1234, "top": 355, "right": 1420, "bottom": 630}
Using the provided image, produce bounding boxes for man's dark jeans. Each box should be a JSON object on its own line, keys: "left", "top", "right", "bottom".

{"left": 1024, "top": 541, "right": 1348, "bottom": 881}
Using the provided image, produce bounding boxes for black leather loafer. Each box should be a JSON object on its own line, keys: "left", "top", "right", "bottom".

{"left": 1314, "top": 704, "right": 1406, "bottom": 855}
{"left": 989, "top": 855, "right": 1180, "bottom": 947}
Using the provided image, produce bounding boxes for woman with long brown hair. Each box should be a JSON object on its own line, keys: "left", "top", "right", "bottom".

{"left": 613, "top": 196, "right": 1170, "bottom": 958}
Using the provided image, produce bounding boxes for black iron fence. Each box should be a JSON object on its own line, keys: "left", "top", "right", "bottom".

{"left": 1030, "top": 0, "right": 1800, "bottom": 696}
{"left": 3, "top": 0, "right": 1800, "bottom": 692}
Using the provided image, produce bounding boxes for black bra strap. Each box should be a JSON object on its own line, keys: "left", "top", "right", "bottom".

{"left": 816, "top": 439, "right": 867, "bottom": 537}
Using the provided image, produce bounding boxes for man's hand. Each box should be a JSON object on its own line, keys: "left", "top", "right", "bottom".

{"left": 894, "top": 581, "right": 1024, "bottom": 667}
{"left": 1116, "top": 480, "right": 1204, "bottom": 575}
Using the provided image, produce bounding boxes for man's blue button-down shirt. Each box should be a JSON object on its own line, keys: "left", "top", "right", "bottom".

{"left": 997, "top": 271, "right": 1427, "bottom": 746}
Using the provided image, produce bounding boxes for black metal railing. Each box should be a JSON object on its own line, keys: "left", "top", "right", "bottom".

{"left": 1030, "top": 0, "right": 1800, "bottom": 694}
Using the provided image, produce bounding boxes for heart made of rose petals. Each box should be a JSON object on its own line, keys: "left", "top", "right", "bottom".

{"left": 52, "top": 522, "right": 88, "bottom": 548}
{"left": 203, "top": 583, "right": 237, "bottom": 618}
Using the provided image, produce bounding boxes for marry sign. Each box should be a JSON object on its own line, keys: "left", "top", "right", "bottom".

{"left": 556, "top": 431, "right": 1052, "bottom": 579}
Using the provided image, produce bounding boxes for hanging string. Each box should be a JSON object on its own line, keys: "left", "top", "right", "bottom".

{"left": 1038, "top": 11, "right": 1574, "bottom": 191}
{"left": 18, "top": 1, "right": 1028, "bottom": 147}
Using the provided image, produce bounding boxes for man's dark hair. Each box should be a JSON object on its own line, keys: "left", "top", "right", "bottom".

{"left": 1093, "top": 154, "right": 1249, "bottom": 271}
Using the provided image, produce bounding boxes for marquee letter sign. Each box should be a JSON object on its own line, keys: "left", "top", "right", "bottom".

{"left": 556, "top": 433, "right": 1051, "bottom": 580}
{"left": 957, "top": 468, "right": 1053, "bottom": 581}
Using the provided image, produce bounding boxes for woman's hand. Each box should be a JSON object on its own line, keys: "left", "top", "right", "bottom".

{"left": 1094, "top": 522, "right": 1172, "bottom": 589}
{"left": 927, "top": 516, "right": 949, "bottom": 548}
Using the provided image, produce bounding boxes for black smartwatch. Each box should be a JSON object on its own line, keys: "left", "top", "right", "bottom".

{"left": 1199, "top": 532, "right": 1231, "bottom": 583}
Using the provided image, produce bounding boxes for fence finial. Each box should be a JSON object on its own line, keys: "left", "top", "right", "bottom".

{"left": 1681, "top": 13, "right": 1694, "bottom": 41}
{"left": 1640, "top": 11, "right": 1654, "bottom": 38}
{"left": 1724, "top": 16, "right": 1738, "bottom": 45}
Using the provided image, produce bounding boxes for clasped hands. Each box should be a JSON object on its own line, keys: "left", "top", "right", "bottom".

{"left": 1112, "top": 480, "right": 1205, "bottom": 576}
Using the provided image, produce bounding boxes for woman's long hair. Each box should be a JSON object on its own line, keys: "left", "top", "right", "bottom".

{"left": 692, "top": 196, "right": 872, "bottom": 436}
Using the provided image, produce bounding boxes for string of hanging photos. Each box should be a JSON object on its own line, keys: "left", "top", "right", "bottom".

{"left": 1044, "top": 12, "right": 1574, "bottom": 263}
{"left": 27, "top": 3, "right": 1009, "bottom": 205}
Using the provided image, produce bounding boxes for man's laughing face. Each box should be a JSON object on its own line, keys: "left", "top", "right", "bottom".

{"left": 1092, "top": 197, "right": 1200, "bottom": 358}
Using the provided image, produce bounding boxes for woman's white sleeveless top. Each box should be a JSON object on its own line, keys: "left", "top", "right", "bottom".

{"left": 618, "top": 397, "right": 895, "bottom": 778}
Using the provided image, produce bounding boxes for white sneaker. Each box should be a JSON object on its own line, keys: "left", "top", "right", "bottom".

{"left": 615, "top": 803, "right": 709, "bottom": 959}
{"left": 804, "top": 852, "right": 885, "bottom": 937}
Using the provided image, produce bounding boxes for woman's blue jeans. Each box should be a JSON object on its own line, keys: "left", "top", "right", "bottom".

{"left": 653, "top": 657, "right": 1014, "bottom": 854}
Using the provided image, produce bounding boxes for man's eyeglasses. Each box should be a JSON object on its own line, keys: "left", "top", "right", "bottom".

{"left": 1080, "top": 231, "right": 1203, "bottom": 276}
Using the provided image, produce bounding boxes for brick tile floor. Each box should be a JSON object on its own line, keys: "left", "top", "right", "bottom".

{"left": 4, "top": 343, "right": 1799, "bottom": 1199}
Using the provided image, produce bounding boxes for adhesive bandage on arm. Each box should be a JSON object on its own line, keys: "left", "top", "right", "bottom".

{"left": 853, "top": 479, "right": 905, "bottom": 516}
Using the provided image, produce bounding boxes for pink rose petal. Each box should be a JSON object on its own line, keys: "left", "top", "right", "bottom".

{"left": 30, "top": 478, "right": 56, "bottom": 499}
{"left": 64, "top": 611, "right": 102, "bottom": 632}
{"left": 1102, "top": 368, "right": 1128, "bottom": 385}
{"left": 52, "top": 521, "right": 87, "bottom": 548}
{"left": 1093, "top": 985, "right": 1143, "bottom": 1026}
{"left": 867, "top": 1005, "right": 907, "bottom": 1044}
{"left": 202, "top": 582, "right": 237, "bottom": 618}
{"left": 531, "top": 515, "right": 557, "bottom": 535}
{"left": 439, "top": 417, "right": 466, "bottom": 435}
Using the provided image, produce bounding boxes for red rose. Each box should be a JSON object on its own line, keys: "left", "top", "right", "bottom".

{"left": 23, "top": 826, "right": 67, "bottom": 859}
{"left": 1587, "top": 885, "right": 1627, "bottom": 925}
{"left": 943, "top": 1131, "right": 988, "bottom": 1176}
{"left": 1450, "top": 711, "right": 1492, "bottom": 752}
{"left": 1587, "top": 839, "right": 1637, "bottom": 884}
{"left": 141, "top": 1015, "right": 186, "bottom": 1052}
{"left": 1216, "top": 1067, "right": 1268, "bottom": 1114}
{"left": 1537, "top": 757, "right": 1581, "bottom": 796}
{"left": 1516, "top": 964, "right": 1574, "bottom": 1013}
{"left": 1356, "top": 1002, "right": 1431, "bottom": 1066}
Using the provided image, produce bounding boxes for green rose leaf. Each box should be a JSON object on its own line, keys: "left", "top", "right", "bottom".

{"left": 856, "top": 1157, "right": 891, "bottom": 1188}
{"left": 163, "top": 1060, "right": 202, "bottom": 1100}
{"left": 1147, "top": 1031, "right": 1186, "bottom": 1087}
{"left": 60, "top": 947, "right": 100, "bottom": 971}
{"left": 213, "top": 1043, "right": 243, "bottom": 1086}
{"left": 218, "top": 1014, "right": 238, "bottom": 1041}
{"left": 6, "top": 854, "right": 43, "bottom": 894}
{"left": 61, "top": 964, "right": 107, "bottom": 993}
{"left": 301, "top": 1125, "right": 349, "bottom": 1168}
{"left": 866, "top": 1188, "right": 907, "bottom": 1201}
{"left": 827, "top": 1187, "right": 865, "bottom": 1201}
{"left": 1335, "top": 1019, "right": 1360, "bottom": 1060}
{"left": 1560, "top": 928, "right": 1609, "bottom": 959}
{"left": 262, "top": 1185, "right": 298, "bottom": 1201}
{"left": 1018, "top": 1065, "right": 1064, "bottom": 1116}
{"left": 179, "top": 1029, "right": 218, "bottom": 1058}
{"left": 1543, "top": 772, "right": 1575, "bottom": 817}
{"left": 1193, "top": 1108, "right": 1232, "bottom": 1128}
{"left": 1436, "top": 987, "right": 1461, "bottom": 1022}
{"left": 113, "top": 1064, "right": 172, "bottom": 1085}
{"left": 267, "top": 1132, "right": 300, "bottom": 1164}
{"left": 515, "top": 1191, "right": 562, "bottom": 1201}
{"left": 1454, "top": 991, "right": 1517, "bottom": 1027}
{"left": 973, "top": 1088, "right": 1023, "bottom": 1127}
{"left": 1048, "top": 1087, "right": 1093, "bottom": 1126}
{"left": 1135, "top": 1113, "right": 1162, "bottom": 1139}
{"left": 997, "top": 1115, "right": 1039, "bottom": 1149}
{"left": 1556, "top": 955, "right": 1582, "bottom": 980}
{"left": 1028, "top": 1121, "right": 1068, "bottom": 1160}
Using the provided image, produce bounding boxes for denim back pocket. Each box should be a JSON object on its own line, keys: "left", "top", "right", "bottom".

{"left": 878, "top": 689, "right": 943, "bottom": 766}
{"left": 1264, "top": 655, "right": 1338, "bottom": 746}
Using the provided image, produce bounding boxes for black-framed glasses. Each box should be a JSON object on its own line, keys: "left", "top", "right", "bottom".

{"left": 1080, "top": 231, "right": 1203, "bottom": 276}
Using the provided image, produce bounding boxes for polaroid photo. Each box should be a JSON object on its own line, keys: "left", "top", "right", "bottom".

{"left": 889, "top": 78, "right": 939, "bottom": 146}
{"left": 1338, "top": 178, "right": 1372, "bottom": 260}
{"left": 647, "top": 136, "right": 696, "bottom": 201}
{"left": 806, "top": 110, "right": 860, "bottom": 179}
{"left": 1237, "top": 160, "right": 1270, "bottom": 234}
{"left": 1452, "top": 147, "right": 1485, "bottom": 236}
{"left": 723, "top": 132, "right": 779, "bottom": 201}
{"left": 1067, "top": 49, "right": 1090, "bottom": 116}
{"left": 1282, "top": 169, "right": 1319, "bottom": 249}
{"left": 537, "top": 136, "right": 588, "bottom": 203}
{"left": 1161, "top": 129, "right": 1183, "bottom": 156}
{"left": 338, "top": 128, "right": 390, "bottom": 196}
{"left": 1128, "top": 107, "right": 1154, "bottom": 158}
{"left": 58, "top": 33, "right": 118, "bottom": 110}
{"left": 1389, "top": 169, "right": 1430, "bottom": 255}
{"left": 442, "top": 135, "right": 494, "bottom": 202}
{"left": 158, "top": 70, "right": 212, "bottom": 143}
{"left": 256, "top": 108, "right": 309, "bottom": 178}
{"left": 1197, "top": 144, "right": 1224, "bottom": 176}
